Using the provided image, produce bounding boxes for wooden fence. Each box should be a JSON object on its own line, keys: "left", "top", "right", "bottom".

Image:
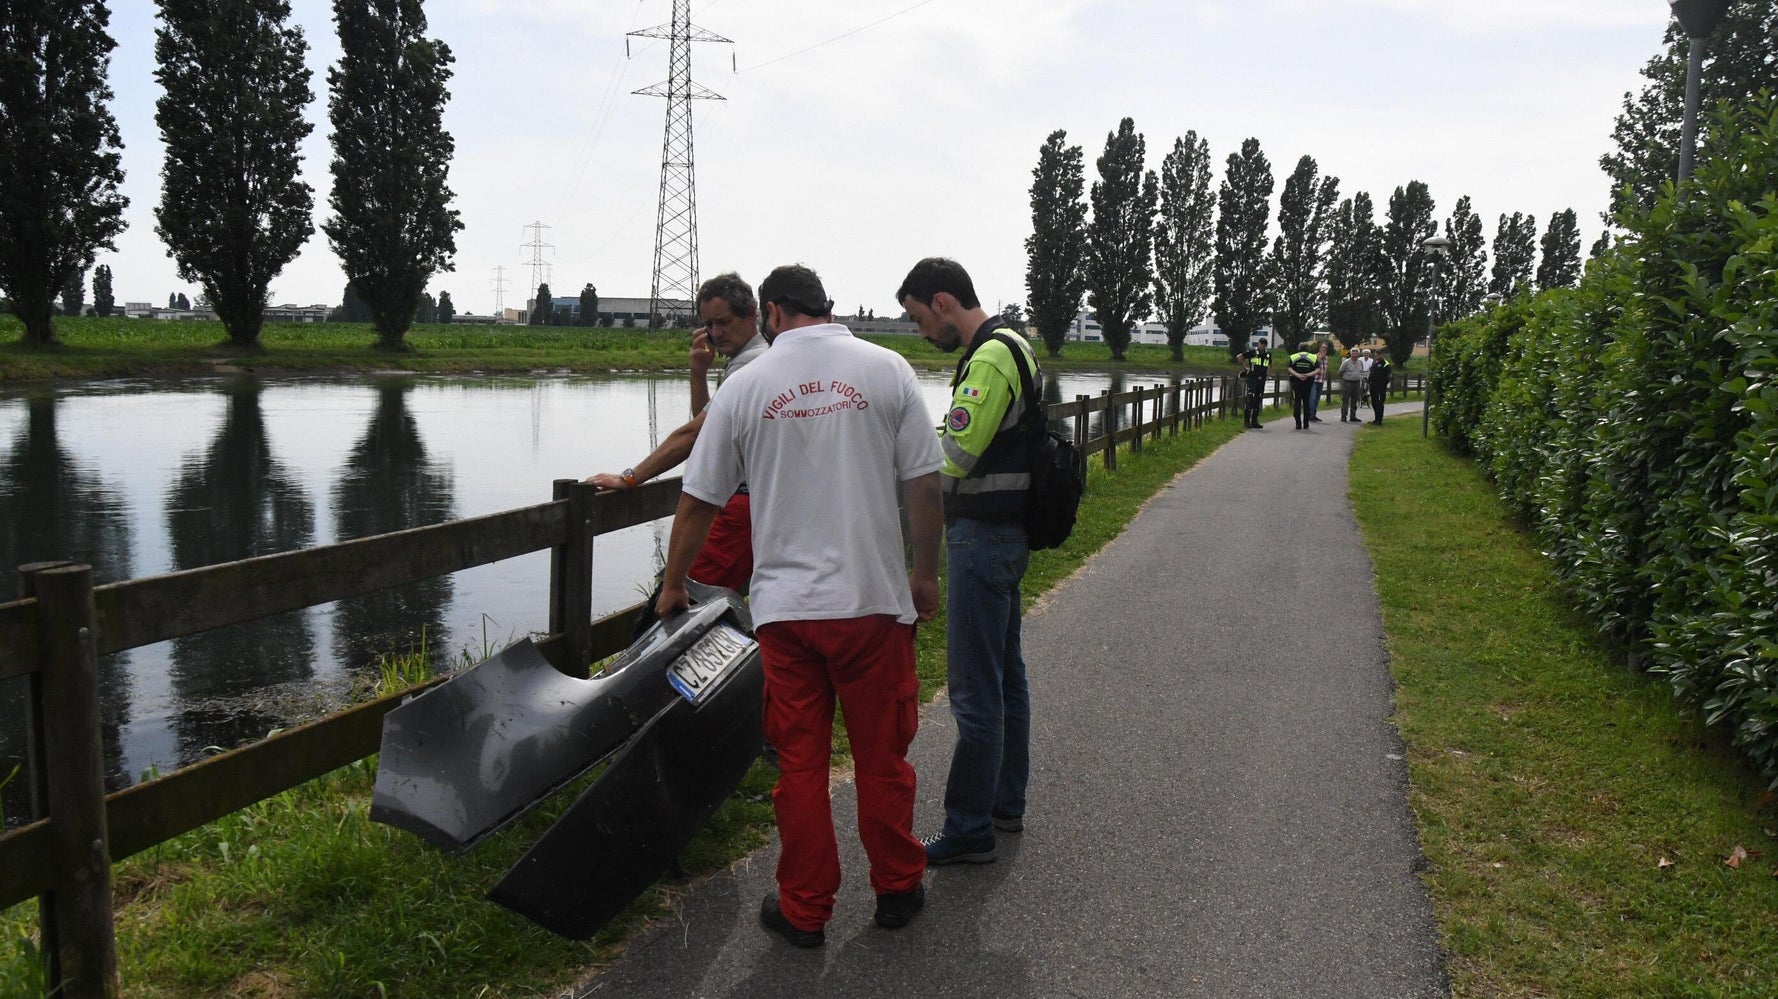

{"left": 0, "top": 369, "right": 1422, "bottom": 996}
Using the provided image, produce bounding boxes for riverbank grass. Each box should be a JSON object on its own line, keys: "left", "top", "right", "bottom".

{"left": 0, "top": 316, "right": 1254, "bottom": 380}
{"left": 1349, "top": 419, "right": 1778, "bottom": 998}
{"left": 1, "top": 411, "right": 1245, "bottom": 997}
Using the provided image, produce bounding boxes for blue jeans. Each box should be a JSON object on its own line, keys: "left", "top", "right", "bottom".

{"left": 941, "top": 517, "right": 1031, "bottom": 843}
{"left": 1308, "top": 379, "right": 1324, "bottom": 415}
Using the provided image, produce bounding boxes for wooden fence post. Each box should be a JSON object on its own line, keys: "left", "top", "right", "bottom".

{"left": 1151, "top": 386, "right": 1163, "bottom": 442}
{"left": 26, "top": 562, "right": 119, "bottom": 999}
{"left": 1102, "top": 389, "right": 1117, "bottom": 471}
{"left": 1130, "top": 388, "right": 1143, "bottom": 456}
{"left": 19, "top": 562, "right": 68, "bottom": 991}
{"left": 548, "top": 479, "right": 596, "bottom": 677}
{"left": 1073, "top": 395, "right": 1089, "bottom": 487}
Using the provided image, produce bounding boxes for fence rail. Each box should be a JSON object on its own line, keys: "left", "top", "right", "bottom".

{"left": 0, "top": 367, "right": 1423, "bottom": 996}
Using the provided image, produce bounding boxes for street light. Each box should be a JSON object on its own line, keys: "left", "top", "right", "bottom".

{"left": 1420, "top": 233, "right": 1452, "bottom": 438}
{"left": 1670, "top": 0, "right": 1731, "bottom": 183}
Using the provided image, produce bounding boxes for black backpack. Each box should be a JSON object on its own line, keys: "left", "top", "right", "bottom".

{"left": 987, "top": 331, "right": 1084, "bottom": 551}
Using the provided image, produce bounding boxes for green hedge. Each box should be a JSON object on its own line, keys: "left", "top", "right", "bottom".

{"left": 1431, "top": 95, "right": 1778, "bottom": 788}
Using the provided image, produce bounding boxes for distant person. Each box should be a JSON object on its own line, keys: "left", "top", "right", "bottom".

{"left": 1307, "top": 341, "right": 1330, "bottom": 422}
{"left": 1241, "top": 337, "right": 1272, "bottom": 430}
{"left": 657, "top": 264, "right": 944, "bottom": 947}
{"left": 1288, "top": 341, "right": 1317, "bottom": 429}
{"left": 1339, "top": 347, "right": 1365, "bottom": 422}
{"left": 586, "top": 273, "right": 766, "bottom": 635}
{"left": 897, "top": 257, "right": 1037, "bottom": 866}
{"left": 1367, "top": 351, "right": 1394, "bottom": 425}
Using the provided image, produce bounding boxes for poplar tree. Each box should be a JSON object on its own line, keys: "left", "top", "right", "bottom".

{"left": 0, "top": 0, "right": 129, "bottom": 346}
{"left": 1377, "top": 181, "right": 1437, "bottom": 365}
{"left": 61, "top": 269, "right": 86, "bottom": 316}
{"left": 436, "top": 289, "right": 454, "bottom": 324}
{"left": 1152, "top": 131, "right": 1215, "bottom": 362}
{"left": 93, "top": 263, "right": 114, "bottom": 316}
{"left": 1025, "top": 130, "right": 1089, "bottom": 358}
{"left": 531, "top": 282, "right": 552, "bottom": 325}
{"left": 1489, "top": 212, "right": 1538, "bottom": 298}
{"left": 155, "top": 0, "right": 314, "bottom": 348}
{"left": 1325, "top": 192, "right": 1384, "bottom": 348}
{"left": 1268, "top": 154, "right": 1340, "bottom": 353}
{"left": 324, "top": 0, "right": 463, "bottom": 350}
{"left": 1439, "top": 195, "right": 1489, "bottom": 319}
{"left": 1213, "top": 137, "right": 1274, "bottom": 358}
{"left": 1536, "top": 208, "right": 1582, "bottom": 290}
{"left": 579, "top": 283, "right": 598, "bottom": 327}
{"left": 1601, "top": 1, "right": 1778, "bottom": 215}
{"left": 1084, "top": 118, "right": 1157, "bottom": 361}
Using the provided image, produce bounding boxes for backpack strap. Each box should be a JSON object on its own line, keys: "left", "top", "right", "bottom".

{"left": 984, "top": 329, "right": 1042, "bottom": 435}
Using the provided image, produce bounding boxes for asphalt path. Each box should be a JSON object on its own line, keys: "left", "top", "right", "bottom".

{"left": 573, "top": 402, "right": 1447, "bottom": 999}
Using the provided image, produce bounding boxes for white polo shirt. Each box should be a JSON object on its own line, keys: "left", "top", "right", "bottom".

{"left": 682, "top": 323, "right": 944, "bottom": 626}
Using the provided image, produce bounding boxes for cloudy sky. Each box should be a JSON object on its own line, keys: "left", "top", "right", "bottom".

{"left": 95, "top": 0, "right": 1671, "bottom": 318}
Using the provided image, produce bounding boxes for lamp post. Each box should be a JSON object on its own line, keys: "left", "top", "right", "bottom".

{"left": 1420, "top": 233, "right": 1451, "bottom": 438}
{"left": 1670, "top": 0, "right": 1731, "bottom": 183}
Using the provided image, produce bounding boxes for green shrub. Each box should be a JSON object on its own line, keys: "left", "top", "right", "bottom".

{"left": 1434, "top": 94, "right": 1778, "bottom": 786}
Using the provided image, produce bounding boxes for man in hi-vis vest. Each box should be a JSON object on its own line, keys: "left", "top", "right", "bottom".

{"left": 898, "top": 257, "right": 1039, "bottom": 867}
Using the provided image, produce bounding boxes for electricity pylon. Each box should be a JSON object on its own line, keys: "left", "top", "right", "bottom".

{"left": 630, "top": 1, "right": 730, "bottom": 330}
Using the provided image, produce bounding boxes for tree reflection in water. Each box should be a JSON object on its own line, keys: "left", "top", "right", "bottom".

{"left": 0, "top": 392, "right": 136, "bottom": 823}
{"left": 330, "top": 378, "right": 454, "bottom": 681}
{"left": 165, "top": 379, "right": 318, "bottom": 763}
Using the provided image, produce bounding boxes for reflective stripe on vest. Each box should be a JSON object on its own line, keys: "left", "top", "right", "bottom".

{"left": 945, "top": 327, "right": 1035, "bottom": 524}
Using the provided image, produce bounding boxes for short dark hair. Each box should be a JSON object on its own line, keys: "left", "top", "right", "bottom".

{"left": 895, "top": 257, "right": 981, "bottom": 310}
{"left": 758, "top": 264, "right": 831, "bottom": 318}
{"left": 697, "top": 272, "right": 756, "bottom": 318}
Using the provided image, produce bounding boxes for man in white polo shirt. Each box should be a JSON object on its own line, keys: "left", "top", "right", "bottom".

{"left": 656, "top": 264, "right": 945, "bottom": 947}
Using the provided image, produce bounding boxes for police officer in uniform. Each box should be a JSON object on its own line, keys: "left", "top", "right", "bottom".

{"left": 1367, "top": 351, "right": 1393, "bottom": 425}
{"left": 1240, "top": 337, "right": 1271, "bottom": 429}
{"left": 1288, "top": 341, "right": 1317, "bottom": 429}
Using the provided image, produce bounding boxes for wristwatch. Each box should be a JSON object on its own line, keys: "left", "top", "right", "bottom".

{"left": 621, "top": 468, "right": 638, "bottom": 488}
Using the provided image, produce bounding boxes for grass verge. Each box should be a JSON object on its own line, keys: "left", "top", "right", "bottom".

{"left": 1349, "top": 419, "right": 1778, "bottom": 999}
{"left": 1, "top": 316, "right": 1249, "bottom": 381}
{"left": 1, "top": 315, "right": 1430, "bottom": 382}
{"left": 2, "top": 412, "right": 1244, "bottom": 998}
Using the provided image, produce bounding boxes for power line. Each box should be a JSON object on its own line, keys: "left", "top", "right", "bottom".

{"left": 737, "top": 0, "right": 941, "bottom": 74}
{"left": 547, "top": 0, "right": 654, "bottom": 225}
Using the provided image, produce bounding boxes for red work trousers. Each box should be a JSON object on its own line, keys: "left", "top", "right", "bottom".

{"left": 756, "top": 615, "right": 924, "bottom": 931}
{"left": 687, "top": 492, "right": 751, "bottom": 591}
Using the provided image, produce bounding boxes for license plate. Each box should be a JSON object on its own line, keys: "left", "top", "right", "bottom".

{"left": 666, "top": 622, "right": 755, "bottom": 704}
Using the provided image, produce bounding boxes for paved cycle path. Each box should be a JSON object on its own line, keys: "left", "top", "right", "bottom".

{"left": 574, "top": 406, "right": 1447, "bottom": 999}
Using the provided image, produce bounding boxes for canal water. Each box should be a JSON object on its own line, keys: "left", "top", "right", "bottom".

{"left": 0, "top": 366, "right": 1204, "bottom": 824}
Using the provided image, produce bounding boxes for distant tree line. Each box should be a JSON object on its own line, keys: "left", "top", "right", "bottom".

{"left": 1026, "top": 124, "right": 1590, "bottom": 366}
{"left": 0, "top": 0, "right": 460, "bottom": 351}
{"left": 1022, "top": 0, "right": 1778, "bottom": 365}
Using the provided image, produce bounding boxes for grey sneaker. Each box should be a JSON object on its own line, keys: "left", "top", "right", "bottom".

{"left": 921, "top": 833, "right": 996, "bottom": 865}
